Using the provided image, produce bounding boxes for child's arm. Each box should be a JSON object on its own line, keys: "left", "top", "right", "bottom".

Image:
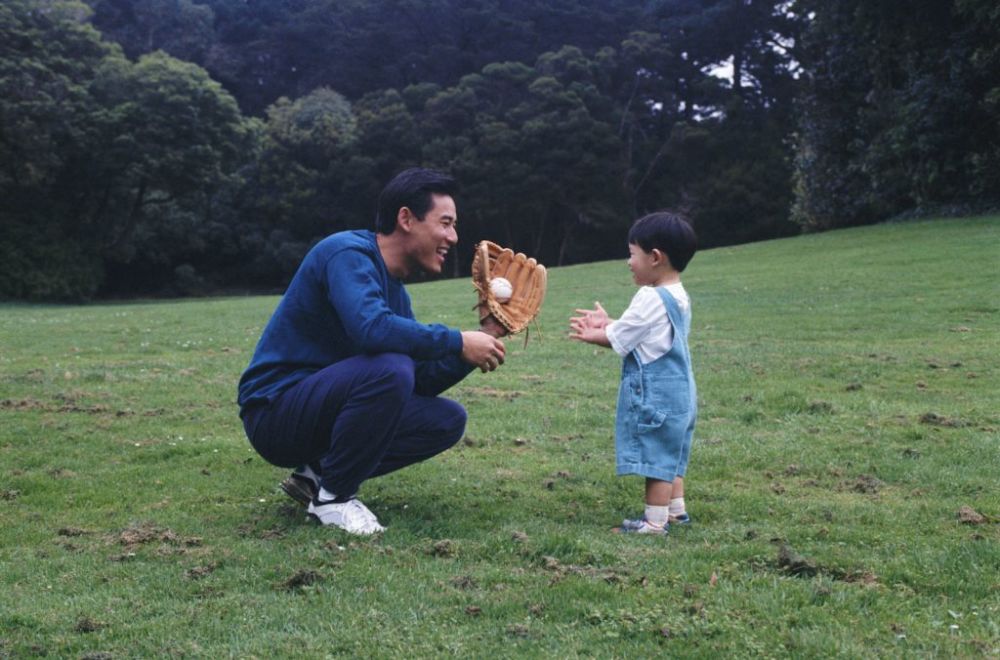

{"left": 569, "top": 302, "right": 613, "bottom": 347}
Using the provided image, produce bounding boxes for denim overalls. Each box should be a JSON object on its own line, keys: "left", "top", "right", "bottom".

{"left": 615, "top": 286, "right": 697, "bottom": 482}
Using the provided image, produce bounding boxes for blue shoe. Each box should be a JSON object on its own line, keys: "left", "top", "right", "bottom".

{"left": 619, "top": 517, "right": 668, "bottom": 535}
{"left": 669, "top": 513, "right": 692, "bottom": 525}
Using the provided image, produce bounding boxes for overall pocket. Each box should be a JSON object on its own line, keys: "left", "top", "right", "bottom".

{"left": 642, "top": 375, "right": 691, "bottom": 416}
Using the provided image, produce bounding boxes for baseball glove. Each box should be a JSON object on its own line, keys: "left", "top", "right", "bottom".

{"left": 471, "top": 240, "right": 547, "bottom": 335}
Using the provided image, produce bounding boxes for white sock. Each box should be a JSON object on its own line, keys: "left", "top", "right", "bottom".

{"left": 645, "top": 505, "right": 669, "bottom": 527}
{"left": 318, "top": 487, "right": 337, "bottom": 502}
{"left": 669, "top": 497, "right": 686, "bottom": 516}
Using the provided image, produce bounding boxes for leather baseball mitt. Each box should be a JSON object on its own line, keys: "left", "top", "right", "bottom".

{"left": 471, "top": 240, "right": 547, "bottom": 335}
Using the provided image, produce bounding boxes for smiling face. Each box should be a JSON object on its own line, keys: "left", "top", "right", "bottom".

{"left": 404, "top": 193, "right": 458, "bottom": 276}
{"left": 627, "top": 242, "right": 660, "bottom": 286}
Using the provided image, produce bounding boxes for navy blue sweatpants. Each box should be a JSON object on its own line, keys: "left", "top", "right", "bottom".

{"left": 241, "top": 353, "right": 467, "bottom": 498}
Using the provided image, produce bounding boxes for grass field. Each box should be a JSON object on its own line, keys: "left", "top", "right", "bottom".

{"left": 1, "top": 216, "right": 998, "bottom": 657}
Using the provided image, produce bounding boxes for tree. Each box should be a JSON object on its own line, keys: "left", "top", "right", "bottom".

{"left": 248, "top": 87, "right": 361, "bottom": 242}
{"left": 792, "top": 0, "right": 1000, "bottom": 229}
{"left": 87, "top": 0, "right": 214, "bottom": 63}
{"left": 0, "top": 0, "right": 119, "bottom": 299}
{"left": 0, "top": 0, "right": 252, "bottom": 299}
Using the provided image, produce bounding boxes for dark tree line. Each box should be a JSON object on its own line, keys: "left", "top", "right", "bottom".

{"left": 792, "top": 0, "right": 1000, "bottom": 228}
{"left": 1, "top": 0, "right": 996, "bottom": 300}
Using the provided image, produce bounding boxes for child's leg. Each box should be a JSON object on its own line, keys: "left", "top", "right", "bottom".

{"left": 645, "top": 477, "right": 673, "bottom": 506}
{"left": 669, "top": 476, "right": 689, "bottom": 522}
{"left": 671, "top": 476, "right": 684, "bottom": 499}
{"left": 619, "top": 478, "right": 672, "bottom": 533}
{"left": 644, "top": 478, "right": 673, "bottom": 527}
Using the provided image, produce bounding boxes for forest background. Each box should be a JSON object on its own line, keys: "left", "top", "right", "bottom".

{"left": 1, "top": 0, "right": 998, "bottom": 301}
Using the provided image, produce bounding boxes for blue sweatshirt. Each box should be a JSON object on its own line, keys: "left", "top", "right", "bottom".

{"left": 238, "top": 230, "right": 472, "bottom": 408}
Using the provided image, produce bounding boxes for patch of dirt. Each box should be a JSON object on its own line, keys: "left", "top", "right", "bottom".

{"left": 57, "top": 403, "right": 110, "bottom": 414}
{"left": 111, "top": 522, "right": 201, "bottom": 553}
{"left": 1, "top": 489, "right": 20, "bottom": 501}
{"left": 73, "top": 616, "right": 105, "bottom": 634}
{"left": 58, "top": 527, "right": 91, "bottom": 537}
{"left": 430, "top": 539, "right": 457, "bottom": 558}
{"left": 843, "top": 571, "right": 880, "bottom": 586}
{"left": 850, "top": 475, "right": 884, "bottom": 494}
{"left": 465, "top": 605, "right": 482, "bottom": 616}
{"left": 466, "top": 386, "right": 522, "bottom": 400}
{"left": 279, "top": 569, "right": 321, "bottom": 590}
{"left": 540, "top": 555, "right": 627, "bottom": 584}
{"left": 185, "top": 564, "right": 217, "bottom": 580}
{"left": 777, "top": 544, "right": 818, "bottom": 577}
{"left": 450, "top": 575, "right": 477, "bottom": 590}
{"left": 808, "top": 400, "right": 834, "bottom": 414}
{"left": 774, "top": 544, "right": 877, "bottom": 585}
{"left": 957, "top": 506, "right": 987, "bottom": 525}
{"left": 919, "top": 412, "right": 965, "bottom": 427}
{"left": 0, "top": 398, "right": 46, "bottom": 410}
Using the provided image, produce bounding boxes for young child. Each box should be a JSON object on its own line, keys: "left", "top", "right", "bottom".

{"left": 569, "top": 211, "right": 697, "bottom": 535}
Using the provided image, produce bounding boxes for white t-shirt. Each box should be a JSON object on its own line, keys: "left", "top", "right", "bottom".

{"left": 606, "top": 283, "right": 689, "bottom": 364}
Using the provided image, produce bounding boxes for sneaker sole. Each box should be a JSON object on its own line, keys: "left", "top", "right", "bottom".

{"left": 280, "top": 478, "right": 316, "bottom": 507}
{"left": 612, "top": 526, "right": 668, "bottom": 536}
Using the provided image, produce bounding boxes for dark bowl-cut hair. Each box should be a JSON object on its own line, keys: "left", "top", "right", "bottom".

{"left": 375, "top": 167, "right": 459, "bottom": 234}
{"left": 627, "top": 211, "right": 698, "bottom": 272}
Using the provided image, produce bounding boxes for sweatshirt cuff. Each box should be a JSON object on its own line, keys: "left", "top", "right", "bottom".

{"left": 447, "top": 329, "right": 464, "bottom": 355}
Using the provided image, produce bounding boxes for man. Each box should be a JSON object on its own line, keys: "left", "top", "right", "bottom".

{"left": 238, "top": 168, "right": 507, "bottom": 535}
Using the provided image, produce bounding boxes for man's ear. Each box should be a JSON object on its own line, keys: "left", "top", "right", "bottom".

{"left": 397, "top": 207, "right": 415, "bottom": 233}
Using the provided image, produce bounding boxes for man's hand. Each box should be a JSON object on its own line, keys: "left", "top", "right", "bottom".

{"left": 461, "top": 330, "right": 506, "bottom": 372}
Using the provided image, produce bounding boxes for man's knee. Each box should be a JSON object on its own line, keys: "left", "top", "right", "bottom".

{"left": 366, "top": 353, "right": 416, "bottom": 399}
{"left": 438, "top": 398, "right": 468, "bottom": 446}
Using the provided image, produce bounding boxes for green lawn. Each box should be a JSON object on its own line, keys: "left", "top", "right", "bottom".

{"left": 1, "top": 216, "right": 998, "bottom": 657}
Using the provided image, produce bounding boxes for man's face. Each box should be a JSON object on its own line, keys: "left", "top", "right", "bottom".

{"left": 406, "top": 193, "right": 458, "bottom": 275}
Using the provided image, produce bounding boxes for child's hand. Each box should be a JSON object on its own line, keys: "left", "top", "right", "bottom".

{"left": 569, "top": 302, "right": 612, "bottom": 346}
{"left": 572, "top": 302, "right": 610, "bottom": 329}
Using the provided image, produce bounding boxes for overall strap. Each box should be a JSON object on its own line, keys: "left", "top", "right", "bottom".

{"left": 654, "top": 286, "right": 689, "bottom": 344}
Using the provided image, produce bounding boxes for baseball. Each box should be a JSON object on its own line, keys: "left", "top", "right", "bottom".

{"left": 490, "top": 277, "right": 513, "bottom": 303}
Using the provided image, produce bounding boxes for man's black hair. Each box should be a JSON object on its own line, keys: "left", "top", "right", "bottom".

{"left": 627, "top": 211, "right": 698, "bottom": 272}
{"left": 375, "top": 168, "right": 459, "bottom": 234}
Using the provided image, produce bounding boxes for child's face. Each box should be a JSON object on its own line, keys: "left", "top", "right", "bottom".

{"left": 627, "top": 243, "right": 659, "bottom": 286}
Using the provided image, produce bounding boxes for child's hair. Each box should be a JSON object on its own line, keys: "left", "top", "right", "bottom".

{"left": 628, "top": 211, "right": 698, "bottom": 272}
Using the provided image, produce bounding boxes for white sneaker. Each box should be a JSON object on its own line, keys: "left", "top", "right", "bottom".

{"left": 619, "top": 517, "right": 668, "bottom": 535}
{"left": 307, "top": 497, "right": 385, "bottom": 535}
